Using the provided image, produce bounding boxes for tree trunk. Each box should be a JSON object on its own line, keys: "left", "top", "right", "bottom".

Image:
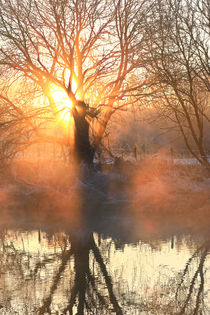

{"left": 71, "top": 101, "right": 95, "bottom": 165}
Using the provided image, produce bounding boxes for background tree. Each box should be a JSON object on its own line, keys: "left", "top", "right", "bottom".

{"left": 143, "top": 0, "right": 210, "bottom": 168}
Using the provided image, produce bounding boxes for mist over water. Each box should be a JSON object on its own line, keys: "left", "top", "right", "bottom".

{"left": 0, "top": 156, "right": 210, "bottom": 314}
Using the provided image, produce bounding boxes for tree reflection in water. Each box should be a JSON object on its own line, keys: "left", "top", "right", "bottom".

{"left": 140, "top": 239, "right": 210, "bottom": 315}
{"left": 176, "top": 241, "right": 210, "bottom": 315}
{"left": 0, "top": 228, "right": 127, "bottom": 314}
{"left": 0, "top": 227, "right": 209, "bottom": 314}
{"left": 38, "top": 232, "right": 123, "bottom": 315}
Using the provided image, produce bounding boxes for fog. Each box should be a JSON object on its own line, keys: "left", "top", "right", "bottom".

{"left": 1, "top": 153, "right": 210, "bottom": 240}
{"left": 107, "top": 107, "right": 210, "bottom": 158}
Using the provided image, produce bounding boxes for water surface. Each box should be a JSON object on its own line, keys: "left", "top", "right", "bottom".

{"left": 0, "top": 203, "right": 209, "bottom": 315}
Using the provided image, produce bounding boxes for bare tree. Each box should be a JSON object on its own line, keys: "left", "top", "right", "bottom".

{"left": 0, "top": 0, "right": 153, "bottom": 165}
{"left": 143, "top": 0, "right": 210, "bottom": 168}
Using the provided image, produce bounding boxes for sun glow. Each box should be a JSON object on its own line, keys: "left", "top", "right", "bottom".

{"left": 71, "top": 75, "right": 78, "bottom": 97}
{"left": 49, "top": 83, "right": 75, "bottom": 150}
{"left": 64, "top": 68, "right": 82, "bottom": 101}
{"left": 50, "top": 84, "right": 73, "bottom": 124}
{"left": 49, "top": 71, "right": 82, "bottom": 125}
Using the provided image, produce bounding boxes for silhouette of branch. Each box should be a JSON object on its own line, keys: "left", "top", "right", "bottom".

{"left": 192, "top": 251, "right": 206, "bottom": 315}
{"left": 175, "top": 246, "right": 203, "bottom": 299}
{"left": 63, "top": 283, "right": 79, "bottom": 315}
{"left": 179, "top": 248, "right": 208, "bottom": 315}
{"left": 38, "top": 248, "right": 73, "bottom": 315}
{"left": 86, "top": 269, "right": 107, "bottom": 307}
{"left": 91, "top": 239, "right": 123, "bottom": 315}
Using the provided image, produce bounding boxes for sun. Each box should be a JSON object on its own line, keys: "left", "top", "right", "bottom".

{"left": 49, "top": 73, "right": 81, "bottom": 126}
{"left": 49, "top": 83, "right": 74, "bottom": 127}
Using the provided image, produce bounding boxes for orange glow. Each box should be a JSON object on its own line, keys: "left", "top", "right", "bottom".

{"left": 50, "top": 84, "right": 73, "bottom": 124}
{"left": 71, "top": 73, "right": 83, "bottom": 100}
{"left": 71, "top": 74, "right": 78, "bottom": 97}
{"left": 64, "top": 68, "right": 82, "bottom": 101}
{"left": 49, "top": 83, "right": 75, "bottom": 150}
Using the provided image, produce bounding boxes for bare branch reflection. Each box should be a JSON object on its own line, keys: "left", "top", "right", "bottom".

{"left": 0, "top": 227, "right": 209, "bottom": 314}
{"left": 37, "top": 232, "right": 123, "bottom": 315}
{"left": 176, "top": 241, "right": 210, "bottom": 315}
